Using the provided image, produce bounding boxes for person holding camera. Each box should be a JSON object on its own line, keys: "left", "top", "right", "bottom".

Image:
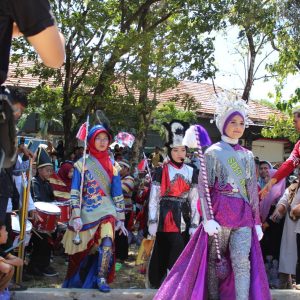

{"left": 0, "top": 0, "right": 65, "bottom": 170}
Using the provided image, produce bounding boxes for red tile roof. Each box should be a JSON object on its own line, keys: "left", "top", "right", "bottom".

{"left": 116, "top": 80, "right": 284, "bottom": 123}
{"left": 6, "top": 61, "right": 283, "bottom": 123}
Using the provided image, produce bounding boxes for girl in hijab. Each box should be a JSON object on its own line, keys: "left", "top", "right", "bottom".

{"left": 62, "top": 125, "right": 126, "bottom": 293}
{"left": 155, "top": 94, "right": 271, "bottom": 300}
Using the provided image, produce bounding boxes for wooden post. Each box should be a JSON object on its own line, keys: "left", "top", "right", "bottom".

{"left": 15, "top": 158, "right": 33, "bottom": 284}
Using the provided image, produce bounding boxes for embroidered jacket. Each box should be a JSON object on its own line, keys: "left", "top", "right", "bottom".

{"left": 70, "top": 155, "right": 125, "bottom": 231}
{"left": 199, "top": 142, "right": 260, "bottom": 226}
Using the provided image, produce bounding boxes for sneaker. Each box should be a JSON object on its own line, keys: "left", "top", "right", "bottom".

{"left": 42, "top": 266, "right": 58, "bottom": 277}
{"left": 97, "top": 277, "right": 110, "bottom": 293}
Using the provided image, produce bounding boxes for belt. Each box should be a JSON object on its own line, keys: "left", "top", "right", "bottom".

{"left": 160, "top": 196, "right": 187, "bottom": 203}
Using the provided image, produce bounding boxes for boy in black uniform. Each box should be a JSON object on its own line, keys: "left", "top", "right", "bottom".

{"left": 28, "top": 147, "right": 58, "bottom": 277}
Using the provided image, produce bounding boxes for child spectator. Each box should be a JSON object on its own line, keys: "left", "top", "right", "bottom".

{"left": 0, "top": 220, "right": 23, "bottom": 299}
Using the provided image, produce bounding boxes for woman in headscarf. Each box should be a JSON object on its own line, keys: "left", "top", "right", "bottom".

{"left": 62, "top": 124, "right": 126, "bottom": 293}
{"left": 49, "top": 161, "right": 74, "bottom": 202}
{"left": 155, "top": 94, "right": 271, "bottom": 300}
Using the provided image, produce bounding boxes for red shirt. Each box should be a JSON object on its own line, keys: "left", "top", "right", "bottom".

{"left": 273, "top": 140, "right": 300, "bottom": 182}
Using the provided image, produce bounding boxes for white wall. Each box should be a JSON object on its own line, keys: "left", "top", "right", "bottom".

{"left": 251, "top": 140, "right": 285, "bottom": 163}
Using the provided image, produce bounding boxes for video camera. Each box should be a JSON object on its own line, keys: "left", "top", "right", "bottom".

{"left": 0, "top": 87, "right": 18, "bottom": 170}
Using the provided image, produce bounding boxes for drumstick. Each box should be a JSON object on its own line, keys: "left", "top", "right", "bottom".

{"left": 4, "top": 239, "right": 25, "bottom": 254}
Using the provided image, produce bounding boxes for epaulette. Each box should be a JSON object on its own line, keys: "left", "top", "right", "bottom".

{"left": 74, "top": 155, "right": 88, "bottom": 172}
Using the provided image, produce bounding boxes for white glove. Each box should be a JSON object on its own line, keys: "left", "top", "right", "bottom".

{"left": 73, "top": 218, "right": 83, "bottom": 231}
{"left": 203, "top": 220, "right": 221, "bottom": 236}
{"left": 148, "top": 223, "right": 158, "bottom": 236}
{"left": 115, "top": 220, "right": 128, "bottom": 236}
{"left": 189, "top": 227, "right": 197, "bottom": 236}
{"left": 255, "top": 225, "right": 263, "bottom": 241}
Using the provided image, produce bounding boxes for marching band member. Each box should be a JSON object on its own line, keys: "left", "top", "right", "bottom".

{"left": 28, "top": 147, "right": 58, "bottom": 277}
{"left": 115, "top": 159, "right": 135, "bottom": 262}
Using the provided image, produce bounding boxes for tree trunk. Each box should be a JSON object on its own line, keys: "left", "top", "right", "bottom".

{"left": 242, "top": 30, "right": 257, "bottom": 102}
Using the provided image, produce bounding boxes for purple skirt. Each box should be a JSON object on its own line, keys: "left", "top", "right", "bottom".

{"left": 154, "top": 225, "right": 271, "bottom": 300}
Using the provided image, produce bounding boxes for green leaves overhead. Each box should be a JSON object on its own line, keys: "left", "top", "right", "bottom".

{"left": 11, "top": 0, "right": 227, "bottom": 147}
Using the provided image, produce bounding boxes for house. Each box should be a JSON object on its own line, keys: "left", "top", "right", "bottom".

{"left": 137, "top": 81, "right": 290, "bottom": 164}
{"left": 6, "top": 62, "right": 290, "bottom": 164}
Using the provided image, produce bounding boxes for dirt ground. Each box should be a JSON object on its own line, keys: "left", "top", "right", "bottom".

{"left": 21, "top": 244, "right": 146, "bottom": 289}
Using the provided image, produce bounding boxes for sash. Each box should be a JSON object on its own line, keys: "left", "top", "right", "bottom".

{"left": 214, "top": 141, "right": 249, "bottom": 202}
{"left": 85, "top": 156, "right": 111, "bottom": 197}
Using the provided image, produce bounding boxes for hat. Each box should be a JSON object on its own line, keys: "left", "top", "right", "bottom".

{"left": 163, "top": 120, "right": 190, "bottom": 148}
{"left": 213, "top": 92, "right": 250, "bottom": 134}
{"left": 36, "top": 147, "right": 52, "bottom": 169}
{"left": 88, "top": 125, "right": 112, "bottom": 144}
{"left": 119, "top": 159, "right": 130, "bottom": 169}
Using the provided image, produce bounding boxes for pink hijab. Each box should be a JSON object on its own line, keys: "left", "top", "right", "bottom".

{"left": 259, "top": 169, "right": 286, "bottom": 222}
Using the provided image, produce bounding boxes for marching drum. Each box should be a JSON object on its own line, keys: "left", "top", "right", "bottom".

{"left": 11, "top": 214, "right": 32, "bottom": 248}
{"left": 34, "top": 202, "right": 61, "bottom": 233}
{"left": 54, "top": 201, "right": 71, "bottom": 223}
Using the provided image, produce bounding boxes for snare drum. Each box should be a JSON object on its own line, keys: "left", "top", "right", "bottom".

{"left": 34, "top": 202, "right": 61, "bottom": 233}
{"left": 54, "top": 201, "right": 70, "bottom": 223}
{"left": 11, "top": 214, "right": 32, "bottom": 248}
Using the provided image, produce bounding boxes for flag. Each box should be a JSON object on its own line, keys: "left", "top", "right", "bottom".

{"left": 76, "top": 122, "right": 87, "bottom": 141}
{"left": 114, "top": 132, "right": 135, "bottom": 148}
{"left": 137, "top": 159, "right": 147, "bottom": 172}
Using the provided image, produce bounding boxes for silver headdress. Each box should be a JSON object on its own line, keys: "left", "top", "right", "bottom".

{"left": 213, "top": 92, "right": 250, "bottom": 134}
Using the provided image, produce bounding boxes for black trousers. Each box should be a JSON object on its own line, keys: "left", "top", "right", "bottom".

{"left": 28, "top": 232, "right": 52, "bottom": 270}
{"left": 0, "top": 197, "right": 8, "bottom": 223}
{"left": 115, "top": 212, "right": 130, "bottom": 261}
{"left": 3, "top": 213, "right": 13, "bottom": 251}
{"left": 296, "top": 233, "right": 300, "bottom": 284}
{"left": 260, "top": 206, "right": 284, "bottom": 261}
{"left": 148, "top": 232, "right": 185, "bottom": 288}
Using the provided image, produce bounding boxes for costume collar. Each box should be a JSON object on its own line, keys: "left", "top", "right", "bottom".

{"left": 221, "top": 135, "right": 238, "bottom": 145}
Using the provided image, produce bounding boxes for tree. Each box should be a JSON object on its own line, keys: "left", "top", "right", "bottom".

{"left": 261, "top": 88, "right": 300, "bottom": 143}
{"left": 151, "top": 101, "right": 198, "bottom": 138}
{"left": 267, "top": 0, "right": 300, "bottom": 101}
{"left": 225, "top": 0, "right": 277, "bottom": 102}
{"left": 12, "top": 0, "right": 227, "bottom": 159}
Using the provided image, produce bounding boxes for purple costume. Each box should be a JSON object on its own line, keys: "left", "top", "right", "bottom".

{"left": 154, "top": 141, "right": 271, "bottom": 300}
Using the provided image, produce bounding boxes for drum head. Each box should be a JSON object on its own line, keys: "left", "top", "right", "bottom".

{"left": 11, "top": 214, "right": 32, "bottom": 232}
{"left": 35, "top": 202, "right": 61, "bottom": 215}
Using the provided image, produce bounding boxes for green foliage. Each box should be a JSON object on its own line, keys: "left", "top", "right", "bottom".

{"left": 257, "top": 99, "right": 276, "bottom": 109}
{"left": 151, "top": 101, "right": 198, "bottom": 137}
{"left": 267, "top": 0, "right": 300, "bottom": 97}
{"left": 262, "top": 115, "right": 300, "bottom": 143}
{"left": 11, "top": 0, "right": 228, "bottom": 146}
{"left": 27, "top": 85, "right": 63, "bottom": 122}
{"left": 261, "top": 88, "right": 300, "bottom": 143}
